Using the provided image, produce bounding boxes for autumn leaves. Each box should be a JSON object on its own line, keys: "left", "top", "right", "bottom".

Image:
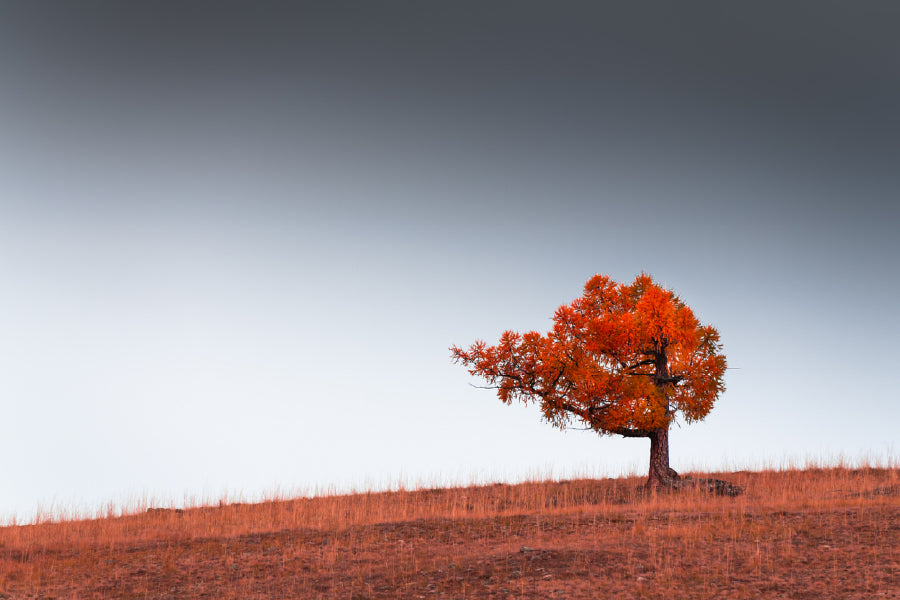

{"left": 451, "top": 273, "right": 727, "bottom": 437}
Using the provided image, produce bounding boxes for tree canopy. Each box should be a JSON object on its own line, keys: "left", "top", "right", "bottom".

{"left": 451, "top": 273, "right": 727, "bottom": 488}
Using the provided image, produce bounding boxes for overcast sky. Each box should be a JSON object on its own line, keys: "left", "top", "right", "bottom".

{"left": 1, "top": 2, "right": 898, "bottom": 521}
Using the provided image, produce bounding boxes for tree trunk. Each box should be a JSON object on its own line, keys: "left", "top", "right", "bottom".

{"left": 646, "top": 345, "right": 678, "bottom": 490}
{"left": 647, "top": 426, "right": 678, "bottom": 490}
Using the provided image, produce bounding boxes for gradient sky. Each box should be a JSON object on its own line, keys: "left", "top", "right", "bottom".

{"left": 1, "top": 2, "right": 898, "bottom": 521}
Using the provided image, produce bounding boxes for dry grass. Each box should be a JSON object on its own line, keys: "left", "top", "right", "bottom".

{"left": 1, "top": 466, "right": 899, "bottom": 599}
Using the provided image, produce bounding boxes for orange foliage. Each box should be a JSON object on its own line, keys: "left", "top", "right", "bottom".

{"left": 451, "top": 274, "right": 726, "bottom": 437}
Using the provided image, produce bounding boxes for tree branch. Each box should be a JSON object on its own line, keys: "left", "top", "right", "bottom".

{"left": 611, "top": 427, "right": 651, "bottom": 438}
{"left": 624, "top": 358, "right": 656, "bottom": 372}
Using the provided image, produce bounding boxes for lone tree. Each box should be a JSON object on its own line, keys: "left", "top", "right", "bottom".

{"left": 451, "top": 273, "right": 727, "bottom": 490}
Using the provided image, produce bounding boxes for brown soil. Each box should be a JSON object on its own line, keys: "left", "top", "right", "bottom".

{"left": 1, "top": 467, "right": 898, "bottom": 599}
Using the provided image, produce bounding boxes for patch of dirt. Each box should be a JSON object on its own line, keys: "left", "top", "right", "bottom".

{"left": 3, "top": 470, "right": 900, "bottom": 599}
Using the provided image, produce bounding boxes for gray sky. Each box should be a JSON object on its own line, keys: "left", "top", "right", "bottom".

{"left": 1, "top": 2, "right": 898, "bottom": 521}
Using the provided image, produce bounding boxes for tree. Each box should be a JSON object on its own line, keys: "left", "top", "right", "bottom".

{"left": 451, "top": 273, "right": 726, "bottom": 490}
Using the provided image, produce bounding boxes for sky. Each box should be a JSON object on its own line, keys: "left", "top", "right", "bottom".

{"left": 1, "top": 2, "right": 898, "bottom": 521}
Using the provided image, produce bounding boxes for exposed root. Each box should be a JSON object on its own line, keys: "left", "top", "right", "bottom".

{"left": 672, "top": 476, "right": 745, "bottom": 497}
{"left": 644, "top": 469, "right": 745, "bottom": 497}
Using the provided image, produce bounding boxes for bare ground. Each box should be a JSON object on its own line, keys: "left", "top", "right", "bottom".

{"left": 1, "top": 468, "right": 898, "bottom": 599}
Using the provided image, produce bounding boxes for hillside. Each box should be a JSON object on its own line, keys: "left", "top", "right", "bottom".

{"left": 1, "top": 467, "right": 898, "bottom": 599}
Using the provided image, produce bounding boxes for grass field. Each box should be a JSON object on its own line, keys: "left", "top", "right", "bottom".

{"left": 1, "top": 466, "right": 898, "bottom": 599}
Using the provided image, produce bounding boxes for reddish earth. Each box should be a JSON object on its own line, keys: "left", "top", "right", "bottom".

{"left": 1, "top": 467, "right": 898, "bottom": 599}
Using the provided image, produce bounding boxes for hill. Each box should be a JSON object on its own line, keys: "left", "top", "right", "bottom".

{"left": 1, "top": 467, "right": 898, "bottom": 599}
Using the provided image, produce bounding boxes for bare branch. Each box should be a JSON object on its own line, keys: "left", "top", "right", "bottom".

{"left": 611, "top": 427, "right": 651, "bottom": 438}
{"left": 469, "top": 383, "right": 500, "bottom": 390}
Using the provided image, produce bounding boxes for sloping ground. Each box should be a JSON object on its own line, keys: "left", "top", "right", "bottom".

{"left": 1, "top": 469, "right": 898, "bottom": 599}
